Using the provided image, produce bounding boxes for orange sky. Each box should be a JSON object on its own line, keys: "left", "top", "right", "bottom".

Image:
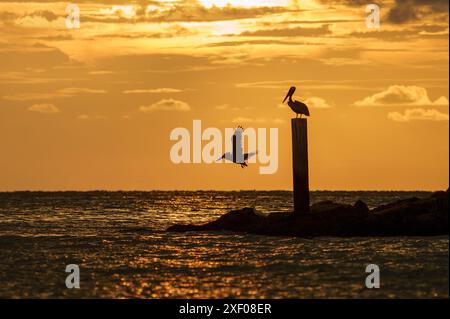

{"left": 0, "top": 0, "right": 448, "bottom": 191}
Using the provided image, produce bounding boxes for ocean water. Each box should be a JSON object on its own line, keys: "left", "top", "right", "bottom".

{"left": 0, "top": 191, "right": 448, "bottom": 299}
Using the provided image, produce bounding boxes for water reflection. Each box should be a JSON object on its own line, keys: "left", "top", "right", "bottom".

{"left": 0, "top": 191, "right": 447, "bottom": 298}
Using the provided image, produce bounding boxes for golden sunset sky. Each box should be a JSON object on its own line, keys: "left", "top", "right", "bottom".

{"left": 0, "top": 0, "right": 448, "bottom": 191}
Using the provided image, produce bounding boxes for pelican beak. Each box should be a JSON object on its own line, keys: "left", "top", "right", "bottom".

{"left": 282, "top": 92, "right": 290, "bottom": 103}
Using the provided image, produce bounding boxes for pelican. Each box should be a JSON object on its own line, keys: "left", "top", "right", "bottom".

{"left": 283, "top": 86, "right": 310, "bottom": 118}
{"left": 219, "top": 126, "right": 257, "bottom": 168}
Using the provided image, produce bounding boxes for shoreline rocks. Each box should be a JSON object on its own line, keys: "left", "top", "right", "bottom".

{"left": 167, "top": 190, "right": 449, "bottom": 237}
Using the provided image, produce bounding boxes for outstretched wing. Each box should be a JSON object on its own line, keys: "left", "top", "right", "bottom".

{"left": 303, "top": 102, "right": 311, "bottom": 116}
{"left": 294, "top": 101, "right": 310, "bottom": 116}
{"left": 244, "top": 152, "right": 257, "bottom": 161}
{"left": 217, "top": 153, "right": 226, "bottom": 162}
{"left": 233, "top": 126, "right": 244, "bottom": 146}
{"left": 233, "top": 126, "right": 244, "bottom": 162}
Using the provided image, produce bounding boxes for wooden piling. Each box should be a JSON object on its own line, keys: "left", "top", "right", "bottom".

{"left": 292, "top": 118, "right": 310, "bottom": 213}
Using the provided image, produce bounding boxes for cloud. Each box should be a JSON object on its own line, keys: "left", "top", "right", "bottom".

{"left": 97, "top": 25, "right": 193, "bottom": 39}
{"left": 141, "top": 3, "right": 289, "bottom": 23}
{"left": 28, "top": 10, "right": 59, "bottom": 22}
{"left": 355, "top": 85, "right": 449, "bottom": 107}
{"left": 387, "top": 0, "right": 449, "bottom": 24}
{"left": 0, "top": 43, "right": 70, "bottom": 72}
{"left": 215, "top": 104, "right": 244, "bottom": 111}
{"left": 273, "top": 118, "right": 286, "bottom": 124}
{"left": 31, "top": 34, "right": 74, "bottom": 42}
{"left": 0, "top": 2, "right": 284, "bottom": 29}
{"left": 89, "top": 70, "right": 115, "bottom": 75}
{"left": 99, "top": 5, "right": 135, "bottom": 19}
{"left": 77, "top": 114, "right": 107, "bottom": 120}
{"left": 316, "top": 0, "right": 448, "bottom": 24}
{"left": 216, "top": 104, "right": 230, "bottom": 110}
{"left": 236, "top": 79, "right": 370, "bottom": 91}
{"left": 205, "top": 39, "right": 322, "bottom": 47}
{"left": 139, "top": 99, "right": 191, "bottom": 112}
{"left": 3, "top": 88, "right": 107, "bottom": 101}
{"left": 77, "top": 2, "right": 289, "bottom": 24}
{"left": 77, "top": 114, "right": 90, "bottom": 120}
{"left": 232, "top": 117, "right": 285, "bottom": 124}
{"left": 278, "top": 97, "right": 332, "bottom": 109}
{"left": 236, "top": 25, "right": 331, "bottom": 37}
{"left": 0, "top": 10, "right": 58, "bottom": 25}
{"left": 123, "top": 88, "right": 185, "bottom": 94}
{"left": 349, "top": 25, "right": 449, "bottom": 42}
{"left": 305, "top": 97, "right": 332, "bottom": 109}
{"left": 388, "top": 108, "right": 449, "bottom": 122}
{"left": 28, "top": 103, "right": 60, "bottom": 114}
{"left": 0, "top": 11, "right": 18, "bottom": 24}
{"left": 58, "top": 88, "right": 107, "bottom": 95}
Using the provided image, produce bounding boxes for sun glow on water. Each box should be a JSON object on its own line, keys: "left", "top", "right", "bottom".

{"left": 198, "top": 0, "right": 290, "bottom": 8}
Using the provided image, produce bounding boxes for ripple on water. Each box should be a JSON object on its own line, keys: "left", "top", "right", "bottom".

{"left": 0, "top": 191, "right": 447, "bottom": 298}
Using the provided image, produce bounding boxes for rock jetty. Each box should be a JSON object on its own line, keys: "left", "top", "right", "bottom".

{"left": 167, "top": 191, "right": 449, "bottom": 237}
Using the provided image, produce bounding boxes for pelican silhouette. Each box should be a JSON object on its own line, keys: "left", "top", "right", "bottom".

{"left": 283, "top": 86, "right": 310, "bottom": 118}
{"left": 219, "top": 126, "right": 257, "bottom": 168}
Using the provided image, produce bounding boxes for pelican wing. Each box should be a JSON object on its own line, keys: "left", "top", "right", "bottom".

{"left": 233, "top": 127, "right": 244, "bottom": 157}
{"left": 291, "top": 100, "right": 310, "bottom": 116}
{"left": 244, "top": 152, "right": 257, "bottom": 161}
{"left": 219, "top": 153, "right": 235, "bottom": 163}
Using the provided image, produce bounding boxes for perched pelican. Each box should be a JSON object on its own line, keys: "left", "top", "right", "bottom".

{"left": 219, "top": 126, "right": 257, "bottom": 168}
{"left": 283, "top": 86, "right": 310, "bottom": 118}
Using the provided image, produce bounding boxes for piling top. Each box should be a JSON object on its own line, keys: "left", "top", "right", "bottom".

{"left": 291, "top": 118, "right": 308, "bottom": 122}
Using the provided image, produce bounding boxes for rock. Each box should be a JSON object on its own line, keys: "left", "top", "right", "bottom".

{"left": 167, "top": 191, "right": 449, "bottom": 238}
{"left": 354, "top": 200, "right": 369, "bottom": 213}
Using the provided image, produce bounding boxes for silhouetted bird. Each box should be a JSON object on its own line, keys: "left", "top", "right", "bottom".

{"left": 283, "top": 86, "right": 310, "bottom": 118}
{"left": 219, "top": 126, "right": 257, "bottom": 168}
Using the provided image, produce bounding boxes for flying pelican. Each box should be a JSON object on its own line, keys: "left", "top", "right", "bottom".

{"left": 219, "top": 126, "right": 257, "bottom": 168}
{"left": 283, "top": 86, "right": 310, "bottom": 118}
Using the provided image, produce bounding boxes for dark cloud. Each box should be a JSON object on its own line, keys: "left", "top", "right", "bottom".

{"left": 31, "top": 35, "right": 74, "bottom": 41}
{"left": 388, "top": 0, "right": 449, "bottom": 24}
{"left": 91, "top": 4, "right": 288, "bottom": 23}
{"left": 204, "top": 40, "right": 325, "bottom": 47}
{"left": 0, "top": 11, "right": 19, "bottom": 26}
{"left": 0, "top": 11, "right": 18, "bottom": 21}
{"left": 348, "top": 25, "right": 449, "bottom": 41}
{"left": 234, "top": 25, "right": 332, "bottom": 38}
{"left": 156, "top": 4, "right": 285, "bottom": 22}
{"left": 29, "top": 10, "right": 59, "bottom": 22}
{"left": 318, "top": 0, "right": 448, "bottom": 24}
{"left": 288, "top": 19, "right": 361, "bottom": 24}
{"left": 0, "top": 43, "right": 70, "bottom": 72}
{"left": 0, "top": 10, "right": 59, "bottom": 24}
{"left": 2, "top": 2, "right": 293, "bottom": 26}
{"left": 95, "top": 25, "right": 192, "bottom": 39}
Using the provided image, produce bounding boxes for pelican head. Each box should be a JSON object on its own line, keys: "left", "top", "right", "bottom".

{"left": 283, "top": 86, "right": 296, "bottom": 103}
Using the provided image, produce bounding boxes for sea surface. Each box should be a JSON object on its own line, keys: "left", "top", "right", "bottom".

{"left": 0, "top": 191, "right": 448, "bottom": 299}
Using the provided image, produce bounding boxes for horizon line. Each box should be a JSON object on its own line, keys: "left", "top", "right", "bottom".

{"left": 0, "top": 188, "right": 446, "bottom": 193}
